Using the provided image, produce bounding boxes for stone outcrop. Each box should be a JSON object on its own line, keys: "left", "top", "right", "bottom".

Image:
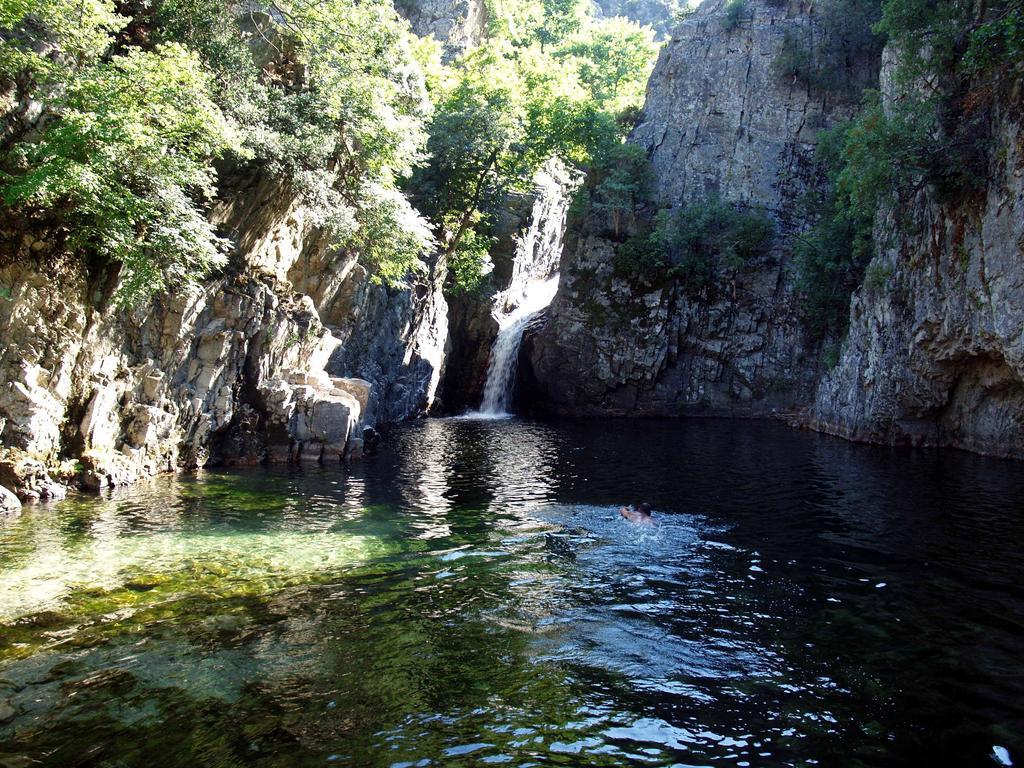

{"left": 0, "top": 447, "right": 67, "bottom": 503}
{"left": 811, "top": 81, "right": 1024, "bottom": 458}
{"left": 0, "top": 169, "right": 448, "bottom": 499}
{"left": 592, "top": 0, "right": 685, "bottom": 37}
{"left": 0, "top": 8, "right": 450, "bottom": 501}
{"left": 0, "top": 483, "right": 20, "bottom": 518}
{"left": 526, "top": 0, "right": 861, "bottom": 416}
{"left": 395, "top": 0, "right": 487, "bottom": 59}
{"left": 525, "top": 0, "right": 1024, "bottom": 460}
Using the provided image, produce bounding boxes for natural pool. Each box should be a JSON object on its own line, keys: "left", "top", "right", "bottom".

{"left": 1, "top": 418, "right": 1022, "bottom": 767}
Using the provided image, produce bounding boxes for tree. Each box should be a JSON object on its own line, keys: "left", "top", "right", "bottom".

{"left": 0, "top": 0, "right": 436, "bottom": 299}
{"left": 536, "top": 0, "right": 587, "bottom": 50}
{"left": 1, "top": 32, "right": 240, "bottom": 302}
{"left": 408, "top": 44, "right": 528, "bottom": 265}
{"left": 589, "top": 142, "right": 651, "bottom": 238}
{"left": 557, "top": 17, "right": 657, "bottom": 109}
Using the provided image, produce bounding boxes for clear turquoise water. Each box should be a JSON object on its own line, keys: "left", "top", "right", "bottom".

{"left": 0, "top": 418, "right": 1022, "bottom": 767}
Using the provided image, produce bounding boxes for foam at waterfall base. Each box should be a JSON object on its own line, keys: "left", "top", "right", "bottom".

{"left": 450, "top": 410, "right": 514, "bottom": 421}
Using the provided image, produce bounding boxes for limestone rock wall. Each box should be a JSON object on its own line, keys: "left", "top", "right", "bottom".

{"left": 591, "top": 0, "right": 685, "bottom": 38}
{"left": 526, "top": 0, "right": 859, "bottom": 416}
{"left": 811, "top": 91, "right": 1024, "bottom": 458}
{"left": 0, "top": 171, "right": 448, "bottom": 501}
{"left": 395, "top": 0, "right": 487, "bottom": 59}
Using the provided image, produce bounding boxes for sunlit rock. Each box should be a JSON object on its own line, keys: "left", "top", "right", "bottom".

{"left": 0, "top": 484, "right": 21, "bottom": 518}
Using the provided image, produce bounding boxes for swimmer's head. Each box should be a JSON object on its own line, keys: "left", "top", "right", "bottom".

{"left": 637, "top": 503, "right": 652, "bottom": 516}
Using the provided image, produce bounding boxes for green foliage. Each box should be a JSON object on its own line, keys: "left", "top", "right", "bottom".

{"left": 722, "top": 0, "right": 748, "bottom": 31}
{"left": 1, "top": 0, "right": 663, "bottom": 299}
{"left": 875, "top": 0, "right": 1024, "bottom": 86}
{"left": 155, "top": 0, "right": 433, "bottom": 278}
{"left": 556, "top": 17, "right": 657, "bottom": 110}
{"left": 612, "top": 198, "right": 774, "bottom": 288}
{"left": 351, "top": 185, "right": 434, "bottom": 287}
{"left": 587, "top": 143, "right": 652, "bottom": 238}
{"left": 963, "top": 11, "right": 1024, "bottom": 76}
{"left": 0, "top": 0, "right": 125, "bottom": 72}
{"left": 791, "top": 95, "right": 931, "bottom": 335}
{"left": 447, "top": 224, "right": 495, "bottom": 295}
{"left": 1, "top": 0, "right": 435, "bottom": 300}
{"left": 613, "top": 230, "right": 665, "bottom": 277}
{"left": 774, "top": 31, "right": 814, "bottom": 80}
{"left": 863, "top": 261, "right": 893, "bottom": 293}
{"left": 408, "top": 0, "right": 658, "bottom": 291}
{"left": 0, "top": 39, "right": 239, "bottom": 303}
{"left": 793, "top": 204, "right": 872, "bottom": 336}
{"left": 793, "top": 119, "right": 876, "bottom": 336}
{"left": 821, "top": 343, "right": 841, "bottom": 370}
{"left": 655, "top": 199, "right": 774, "bottom": 287}
{"left": 832, "top": 93, "right": 942, "bottom": 218}
{"left": 408, "top": 44, "right": 527, "bottom": 258}
{"left": 536, "top": 0, "right": 587, "bottom": 49}
{"left": 792, "top": 0, "right": 1023, "bottom": 335}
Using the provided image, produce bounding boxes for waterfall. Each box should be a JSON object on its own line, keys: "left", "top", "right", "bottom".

{"left": 477, "top": 276, "right": 559, "bottom": 416}
{"left": 463, "top": 158, "right": 578, "bottom": 419}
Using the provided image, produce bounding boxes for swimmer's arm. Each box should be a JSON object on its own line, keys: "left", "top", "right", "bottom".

{"left": 619, "top": 506, "right": 631, "bottom": 519}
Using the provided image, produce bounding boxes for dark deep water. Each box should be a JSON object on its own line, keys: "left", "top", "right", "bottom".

{"left": 1, "top": 418, "right": 1022, "bottom": 767}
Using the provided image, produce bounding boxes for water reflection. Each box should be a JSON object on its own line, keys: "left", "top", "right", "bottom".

{"left": 0, "top": 418, "right": 1022, "bottom": 767}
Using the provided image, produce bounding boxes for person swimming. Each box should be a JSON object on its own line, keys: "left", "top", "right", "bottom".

{"left": 620, "top": 502, "right": 655, "bottom": 525}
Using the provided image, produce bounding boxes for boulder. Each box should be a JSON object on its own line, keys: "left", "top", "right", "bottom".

{"left": 0, "top": 484, "right": 21, "bottom": 518}
{"left": 0, "top": 447, "right": 66, "bottom": 502}
{"left": 330, "top": 377, "right": 372, "bottom": 417}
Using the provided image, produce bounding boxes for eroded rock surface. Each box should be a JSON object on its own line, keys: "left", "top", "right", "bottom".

{"left": 395, "top": 0, "right": 487, "bottom": 58}
{"left": 592, "top": 0, "right": 686, "bottom": 38}
{"left": 527, "top": 0, "right": 860, "bottom": 416}
{"left": 811, "top": 92, "right": 1024, "bottom": 457}
{"left": 0, "top": 174, "right": 448, "bottom": 499}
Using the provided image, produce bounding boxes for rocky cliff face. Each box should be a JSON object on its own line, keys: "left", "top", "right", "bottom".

{"left": 811, "top": 84, "right": 1024, "bottom": 458}
{"left": 591, "top": 0, "right": 685, "bottom": 37}
{"left": 0, "top": 170, "right": 448, "bottom": 501}
{"left": 395, "top": 0, "right": 487, "bottom": 58}
{"left": 527, "top": 0, "right": 1024, "bottom": 460}
{"left": 526, "top": 0, "right": 860, "bottom": 416}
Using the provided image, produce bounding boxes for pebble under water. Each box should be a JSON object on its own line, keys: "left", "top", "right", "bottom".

{"left": 1, "top": 418, "right": 1023, "bottom": 767}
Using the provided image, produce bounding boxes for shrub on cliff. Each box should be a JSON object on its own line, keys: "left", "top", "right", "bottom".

{"left": 614, "top": 198, "right": 774, "bottom": 288}
{"left": 793, "top": 0, "right": 1023, "bottom": 336}
{"left": 656, "top": 199, "right": 774, "bottom": 287}
{"left": 722, "top": 0, "right": 748, "bottom": 31}
{"left": 772, "top": 0, "right": 883, "bottom": 95}
{"left": 585, "top": 143, "right": 652, "bottom": 239}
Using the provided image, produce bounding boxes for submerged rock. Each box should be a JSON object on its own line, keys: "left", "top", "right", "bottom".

{"left": 0, "top": 699, "right": 16, "bottom": 723}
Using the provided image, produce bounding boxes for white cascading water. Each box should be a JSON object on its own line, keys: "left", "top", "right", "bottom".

{"left": 462, "top": 158, "right": 577, "bottom": 419}
{"left": 477, "top": 275, "right": 560, "bottom": 416}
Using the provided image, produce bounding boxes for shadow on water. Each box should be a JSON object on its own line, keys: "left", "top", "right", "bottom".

{"left": 0, "top": 417, "right": 1022, "bottom": 767}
